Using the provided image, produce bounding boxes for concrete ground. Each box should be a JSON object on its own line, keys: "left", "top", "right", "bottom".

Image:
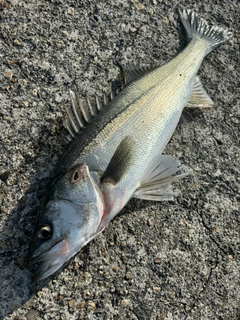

{"left": 0, "top": 0, "right": 239, "bottom": 319}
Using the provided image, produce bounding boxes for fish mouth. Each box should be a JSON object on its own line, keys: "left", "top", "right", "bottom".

{"left": 29, "top": 238, "right": 69, "bottom": 281}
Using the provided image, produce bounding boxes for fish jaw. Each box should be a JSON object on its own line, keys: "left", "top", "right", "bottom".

{"left": 30, "top": 234, "right": 99, "bottom": 281}
{"left": 30, "top": 238, "right": 69, "bottom": 281}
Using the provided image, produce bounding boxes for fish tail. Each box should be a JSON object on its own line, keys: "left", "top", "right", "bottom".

{"left": 179, "top": 6, "right": 232, "bottom": 54}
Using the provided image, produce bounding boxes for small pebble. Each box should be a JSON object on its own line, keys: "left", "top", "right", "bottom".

{"left": 5, "top": 71, "right": 12, "bottom": 80}
{"left": 153, "top": 286, "right": 161, "bottom": 292}
{"left": 61, "top": 30, "right": 69, "bottom": 37}
{"left": 1, "top": 1, "right": 11, "bottom": 8}
{"left": 13, "top": 39, "right": 20, "bottom": 45}
{"left": 147, "top": 219, "right": 152, "bottom": 226}
{"left": 32, "top": 89, "right": 38, "bottom": 96}
{"left": 121, "top": 241, "right": 127, "bottom": 247}
{"left": 78, "top": 272, "right": 92, "bottom": 286}
{"left": 78, "top": 312, "right": 85, "bottom": 320}
{"left": 87, "top": 300, "right": 95, "bottom": 311}
{"left": 125, "top": 271, "right": 133, "bottom": 280}
{"left": 82, "top": 290, "right": 90, "bottom": 297}
{"left": 112, "top": 265, "right": 119, "bottom": 272}
{"left": 215, "top": 227, "right": 220, "bottom": 233}
{"left": 135, "top": 1, "right": 144, "bottom": 10}
{"left": 76, "top": 301, "right": 85, "bottom": 309}
{"left": 67, "top": 7, "right": 74, "bottom": 15}
{"left": 22, "top": 101, "right": 29, "bottom": 107}
{"left": 68, "top": 299, "right": 75, "bottom": 308}
{"left": 156, "top": 313, "right": 165, "bottom": 320}
{"left": 120, "top": 299, "right": 129, "bottom": 308}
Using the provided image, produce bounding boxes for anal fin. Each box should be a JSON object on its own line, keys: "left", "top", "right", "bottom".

{"left": 187, "top": 76, "right": 214, "bottom": 108}
{"left": 133, "top": 155, "right": 188, "bottom": 201}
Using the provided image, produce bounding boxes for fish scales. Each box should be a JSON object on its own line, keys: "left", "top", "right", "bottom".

{"left": 75, "top": 37, "right": 211, "bottom": 201}
{"left": 27, "top": 6, "right": 232, "bottom": 281}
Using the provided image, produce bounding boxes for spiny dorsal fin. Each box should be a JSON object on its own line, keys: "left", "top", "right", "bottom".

{"left": 122, "top": 63, "right": 160, "bottom": 85}
{"left": 101, "top": 136, "right": 135, "bottom": 185}
{"left": 64, "top": 88, "right": 119, "bottom": 142}
{"left": 187, "top": 76, "right": 214, "bottom": 108}
{"left": 64, "top": 62, "right": 160, "bottom": 142}
{"left": 64, "top": 90, "right": 88, "bottom": 141}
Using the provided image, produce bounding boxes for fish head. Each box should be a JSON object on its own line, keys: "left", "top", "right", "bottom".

{"left": 28, "top": 163, "right": 104, "bottom": 281}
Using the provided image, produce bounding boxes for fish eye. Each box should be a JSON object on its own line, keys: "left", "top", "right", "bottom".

{"left": 37, "top": 225, "right": 52, "bottom": 240}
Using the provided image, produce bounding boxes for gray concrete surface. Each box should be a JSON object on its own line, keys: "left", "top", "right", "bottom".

{"left": 0, "top": 0, "right": 239, "bottom": 319}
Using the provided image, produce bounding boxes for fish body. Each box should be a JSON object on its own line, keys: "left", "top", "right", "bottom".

{"left": 28, "top": 7, "right": 232, "bottom": 280}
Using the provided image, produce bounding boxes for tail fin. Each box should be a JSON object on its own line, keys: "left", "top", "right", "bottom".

{"left": 179, "top": 6, "right": 232, "bottom": 54}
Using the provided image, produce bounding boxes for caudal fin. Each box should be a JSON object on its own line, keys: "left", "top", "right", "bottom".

{"left": 179, "top": 6, "right": 232, "bottom": 54}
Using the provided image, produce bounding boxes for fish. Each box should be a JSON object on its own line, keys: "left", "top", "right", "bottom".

{"left": 27, "top": 6, "right": 232, "bottom": 281}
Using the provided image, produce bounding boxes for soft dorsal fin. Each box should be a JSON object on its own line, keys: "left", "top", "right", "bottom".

{"left": 187, "top": 76, "right": 214, "bottom": 108}
{"left": 101, "top": 136, "right": 135, "bottom": 185}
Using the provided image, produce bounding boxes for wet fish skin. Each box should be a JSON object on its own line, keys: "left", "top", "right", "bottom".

{"left": 28, "top": 7, "right": 232, "bottom": 281}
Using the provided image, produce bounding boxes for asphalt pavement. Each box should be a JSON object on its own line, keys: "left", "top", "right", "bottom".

{"left": 0, "top": 0, "right": 239, "bottom": 319}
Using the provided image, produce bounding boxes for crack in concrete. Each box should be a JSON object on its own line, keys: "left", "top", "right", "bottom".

{"left": 184, "top": 265, "right": 215, "bottom": 320}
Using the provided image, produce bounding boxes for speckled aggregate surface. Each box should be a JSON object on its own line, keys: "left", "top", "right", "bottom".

{"left": 0, "top": 0, "right": 239, "bottom": 319}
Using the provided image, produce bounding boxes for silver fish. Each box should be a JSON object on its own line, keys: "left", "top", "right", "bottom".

{"left": 28, "top": 7, "right": 232, "bottom": 281}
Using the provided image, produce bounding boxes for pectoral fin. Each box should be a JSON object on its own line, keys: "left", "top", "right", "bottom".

{"left": 133, "top": 155, "right": 188, "bottom": 201}
{"left": 101, "top": 136, "right": 135, "bottom": 185}
{"left": 187, "top": 76, "right": 214, "bottom": 108}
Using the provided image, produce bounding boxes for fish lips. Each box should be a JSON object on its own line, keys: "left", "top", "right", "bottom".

{"left": 28, "top": 238, "right": 69, "bottom": 281}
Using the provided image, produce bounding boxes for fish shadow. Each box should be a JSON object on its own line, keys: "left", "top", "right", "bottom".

{"left": 0, "top": 123, "right": 67, "bottom": 317}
